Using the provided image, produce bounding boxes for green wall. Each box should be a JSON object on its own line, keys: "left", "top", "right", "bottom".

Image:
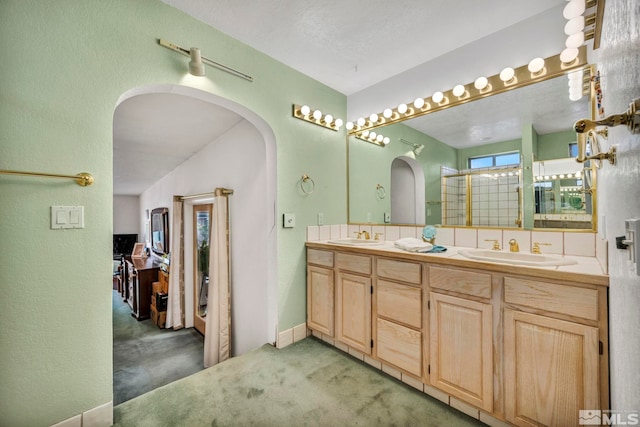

{"left": 0, "top": 1, "right": 346, "bottom": 425}
{"left": 537, "top": 129, "right": 576, "bottom": 160}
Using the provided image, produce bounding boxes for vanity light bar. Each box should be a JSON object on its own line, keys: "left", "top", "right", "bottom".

{"left": 354, "top": 130, "right": 390, "bottom": 147}
{"left": 347, "top": 46, "right": 588, "bottom": 135}
{"left": 292, "top": 104, "right": 344, "bottom": 131}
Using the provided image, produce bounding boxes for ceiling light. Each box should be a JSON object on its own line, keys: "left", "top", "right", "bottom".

{"left": 414, "top": 97, "right": 425, "bottom": 109}
{"left": 565, "top": 16, "right": 585, "bottom": 35}
{"left": 452, "top": 85, "right": 465, "bottom": 97}
{"left": 357, "top": 117, "right": 366, "bottom": 127}
{"left": 188, "top": 48, "right": 205, "bottom": 76}
{"left": 432, "top": 91, "right": 444, "bottom": 103}
{"left": 397, "top": 103, "right": 408, "bottom": 114}
{"left": 560, "top": 47, "right": 579, "bottom": 63}
{"left": 383, "top": 108, "right": 393, "bottom": 119}
{"left": 369, "top": 113, "right": 379, "bottom": 123}
{"left": 528, "top": 57, "right": 545, "bottom": 74}
{"left": 499, "top": 67, "right": 515, "bottom": 82}
{"left": 563, "top": 0, "right": 586, "bottom": 20}
{"left": 566, "top": 32, "right": 585, "bottom": 48}
{"left": 474, "top": 76, "right": 488, "bottom": 90}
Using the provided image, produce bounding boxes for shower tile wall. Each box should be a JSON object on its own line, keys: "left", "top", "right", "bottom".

{"left": 443, "top": 176, "right": 466, "bottom": 226}
{"left": 471, "top": 174, "right": 520, "bottom": 227}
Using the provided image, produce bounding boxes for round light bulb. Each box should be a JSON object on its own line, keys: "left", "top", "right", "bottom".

{"left": 528, "top": 57, "right": 545, "bottom": 73}
{"left": 376, "top": 134, "right": 384, "bottom": 143}
{"left": 560, "top": 47, "right": 579, "bottom": 63}
{"left": 432, "top": 91, "right": 444, "bottom": 103}
{"left": 369, "top": 113, "right": 379, "bottom": 123}
{"left": 362, "top": 130, "right": 370, "bottom": 137}
{"left": 567, "top": 173, "right": 573, "bottom": 178}
{"left": 300, "top": 105, "right": 310, "bottom": 116}
{"left": 397, "top": 103, "right": 408, "bottom": 114}
{"left": 564, "top": 16, "right": 585, "bottom": 35}
{"left": 324, "top": 114, "right": 333, "bottom": 125}
{"left": 575, "top": 171, "right": 582, "bottom": 177}
{"left": 313, "top": 110, "right": 322, "bottom": 120}
{"left": 568, "top": 70, "right": 583, "bottom": 81}
{"left": 369, "top": 132, "right": 377, "bottom": 140}
{"left": 346, "top": 121, "right": 354, "bottom": 130}
{"left": 500, "top": 67, "right": 515, "bottom": 82}
{"left": 356, "top": 117, "right": 366, "bottom": 127}
{"left": 570, "top": 90, "right": 583, "bottom": 101}
{"left": 563, "top": 0, "right": 586, "bottom": 20}
{"left": 474, "top": 76, "right": 488, "bottom": 90}
{"left": 566, "top": 32, "right": 584, "bottom": 48}
{"left": 452, "top": 85, "right": 465, "bottom": 97}
{"left": 334, "top": 118, "right": 343, "bottom": 129}
{"left": 383, "top": 108, "right": 393, "bottom": 119}
{"left": 559, "top": 174, "right": 565, "bottom": 179}
{"left": 382, "top": 137, "right": 390, "bottom": 145}
{"left": 413, "top": 97, "right": 425, "bottom": 109}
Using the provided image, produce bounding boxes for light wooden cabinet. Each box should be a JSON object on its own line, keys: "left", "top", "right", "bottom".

{"left": 305, "top": 242, "right": 609, "bottom": 426}
{"left": 336, "top": 271, "right": 372, "bottom": 354}
{"left": 306, "top": 249, "right": 335, "bottom": 337}
{"left": 504, "top": 311, "right": 600, "bottom": 427}
{"left": 429, "top": 292, "right": 493, "bottom": 412}
{"left": 307, "top": 265, "right": 334, "bottom": 336}
{"left": 375, "top": 258, "right": 423, "bottom": 377}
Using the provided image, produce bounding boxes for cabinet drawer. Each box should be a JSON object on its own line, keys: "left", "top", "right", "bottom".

{"left": 504, "top": 277, "right": 599, "bottom": 321}
{"left": 377, "top": 280, "right": 421, "bottom": 329}
{"left": 376, "top": 318, "right": 422, "bottom": 377}
{"left": 307, "top": 249, "right": 334, "bottom": 268}
{"left": 377, "top": 258, "right": 422, "bottom": 285}
{"left": 429, "top": 266, "right": 491, "bottom": 299}
{"left": 336, "top": 252, "right": 371, "bottom": 275}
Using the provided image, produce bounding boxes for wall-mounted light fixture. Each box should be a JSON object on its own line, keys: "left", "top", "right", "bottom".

{"left": 347, "top": 46, "right": 589, "bottom": 135}
{"left": 355, "top": 130, "right": 391, "bottom": 146}
{"left": 292, "top": 104, "right": 344, "bottom": 131}
{"left": 158, "top": 38, "right": 253, "bottom": 82}
{"left": 400, "top": 138, "right": 424, "bottom": 156}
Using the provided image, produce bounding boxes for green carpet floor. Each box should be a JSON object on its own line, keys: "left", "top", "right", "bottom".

{"left": 113, "top": 290, "right": 205, "bottom": 405}
{"left": 114, "top": 337, "right": 485, "bottom": 427}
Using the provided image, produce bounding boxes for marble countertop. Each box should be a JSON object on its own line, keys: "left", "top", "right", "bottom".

{"left": 306, "top": 240, "right": 608, "bottom": 287}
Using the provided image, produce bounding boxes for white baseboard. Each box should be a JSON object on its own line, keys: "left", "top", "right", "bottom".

{"left": 276, "top": 322, "right": 309, "bottom": 349}
{"left": 50, "top": 401, "right": 113, "bottom": 427}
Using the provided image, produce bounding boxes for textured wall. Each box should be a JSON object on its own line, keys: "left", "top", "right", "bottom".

{"left": 597, "top": 0, "right": 640, "bottom": 412}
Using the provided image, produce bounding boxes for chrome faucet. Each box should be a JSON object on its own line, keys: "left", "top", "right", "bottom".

{"left": 509, "top": 239, "right": 520, "bottom": 252}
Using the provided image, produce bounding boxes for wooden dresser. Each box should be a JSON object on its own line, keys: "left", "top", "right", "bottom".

{"left": 125, "top": 256, "right": 161, "bottom": 320}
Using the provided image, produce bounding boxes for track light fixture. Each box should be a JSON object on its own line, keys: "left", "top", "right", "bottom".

{"left": 158, "top": 38, "right": 253, "bottom": 81}
{"left": 292, "top": 104, "right": 344, "bottom": 131}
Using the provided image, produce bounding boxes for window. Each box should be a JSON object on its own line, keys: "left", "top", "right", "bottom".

{"left": 569, "top": 142, "right": 591, "bottom": 158}
{"left": 468, "top": 152, "right": 520, "bottom": 169}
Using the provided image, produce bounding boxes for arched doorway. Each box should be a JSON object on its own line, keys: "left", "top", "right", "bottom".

{"left": 390, "top": 156, "right": 425, "bottom": 224}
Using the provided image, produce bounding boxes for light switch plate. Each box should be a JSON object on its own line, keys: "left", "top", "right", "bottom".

{"left": 317, "top": 212, "right": 324, "bottom": 226}
{"left": 283, "top": 213, "right": 295, "bottom": 228}
{"left": 384, "top": 212, "right": 391, "bottom": 223}
{"left": 51, "top": 206, "right": 85, "bottom": 229}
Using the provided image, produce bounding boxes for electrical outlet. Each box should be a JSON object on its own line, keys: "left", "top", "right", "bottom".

{"left": 318, "top": 212, "right": 324, "bottom": 226}
{"left": 384, "top": 212, "right": 391, "bottom": 223}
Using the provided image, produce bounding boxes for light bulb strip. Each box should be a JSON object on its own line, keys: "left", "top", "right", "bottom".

{"left": 292, "top": 104, "right": 343, "bottom": 131}
{"left": 355, "top": 131, "right": 389, "bottom": 147}
{"left": 347, "top": 46, "right": 588, "bottom": 135}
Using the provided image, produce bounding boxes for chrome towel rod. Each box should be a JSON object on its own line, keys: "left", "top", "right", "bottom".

{"left": 0, "top": 169, "right": 94, "bottom": 186}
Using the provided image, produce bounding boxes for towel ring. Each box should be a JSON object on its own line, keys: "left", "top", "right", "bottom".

{"left": 376, "top": 184, "right": 386, "bottom": 199}
{"left": 301, "top": 174, "right": 315, "bottom": 195}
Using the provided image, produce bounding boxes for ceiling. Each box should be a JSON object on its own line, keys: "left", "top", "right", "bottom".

{"left": 114, "top": 0, "right": 590, "bottom": 195}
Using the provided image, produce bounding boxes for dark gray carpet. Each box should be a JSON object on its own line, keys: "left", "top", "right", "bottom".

{"left": 114, "top": 337, "right": 485, "bottom": 427}
{"left": 113, "top": 290, "right": 205, "bottom": 405}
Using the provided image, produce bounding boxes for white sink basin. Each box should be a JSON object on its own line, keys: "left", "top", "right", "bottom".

{"left": 327, "top": 238, "right": 386, "bottom": 246}
{"left": 458, "top": 249, "right": 577, "bottom": 267}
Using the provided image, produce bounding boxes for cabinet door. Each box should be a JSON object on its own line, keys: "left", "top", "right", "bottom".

{"left": 307, "top": 266, "right": 334, "bottom": 336}
{"left": 504, "top": 309, "right": 599, "bottom": 427}
{"left": 430, "top": 292, "right": 493, "bottom": 412}
{"left": 336, "top": 272, "right": 371, "bottom": 354}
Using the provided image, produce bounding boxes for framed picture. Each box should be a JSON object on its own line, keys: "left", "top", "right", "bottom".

{"left": 131, "top": 243, "right": 145, "bottom": 258}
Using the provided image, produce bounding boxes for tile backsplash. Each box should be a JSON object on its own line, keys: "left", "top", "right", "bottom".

{"left": 307, "top": 224, "right": 602, "bottom": 257}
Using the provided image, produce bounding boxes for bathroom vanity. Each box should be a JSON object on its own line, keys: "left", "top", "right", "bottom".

{"left": 306, "top": 241, "right": 609, "bottom": 427}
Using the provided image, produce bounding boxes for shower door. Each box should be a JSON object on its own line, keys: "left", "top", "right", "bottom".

{"left": 193, "top": 203, "right": 212, "bottom": 335}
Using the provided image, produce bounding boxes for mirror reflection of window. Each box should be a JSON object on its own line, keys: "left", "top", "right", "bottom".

{"left": 193, "top": 204, "right": 212, "bottom": 336}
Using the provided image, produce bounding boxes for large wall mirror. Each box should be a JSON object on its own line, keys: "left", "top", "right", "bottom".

{"left": 150, "top": 207, "right": 170, "bottom": 255}
{"left": 347, "top": 65, "right": 597, "bottom": 231}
